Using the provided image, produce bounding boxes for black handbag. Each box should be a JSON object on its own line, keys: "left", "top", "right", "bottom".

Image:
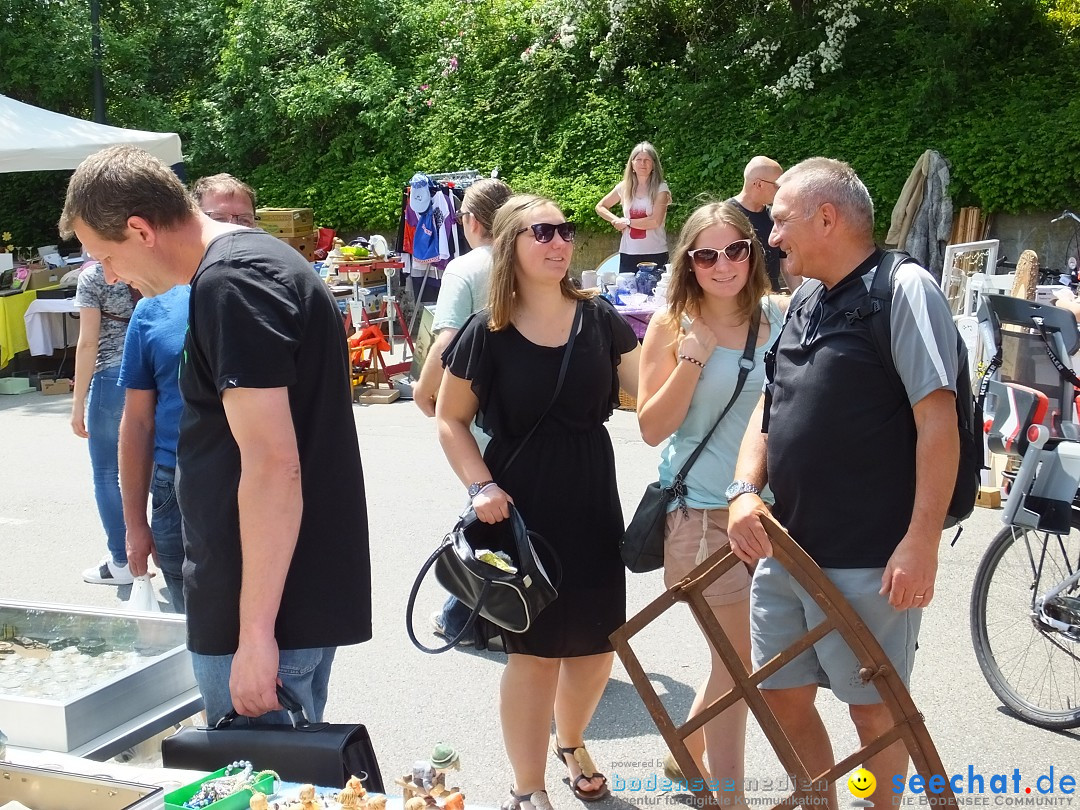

{"left": 620, "top": 308, "right": 761, "bottom": 573}
{"left": 407, "top": 504, "right": 564, "bottom": 644}
{"left": 161, "top": 685, "right": 384, "bottom": 791}
{"left": 406, "top": 301, "right": 582, "bottom": 653}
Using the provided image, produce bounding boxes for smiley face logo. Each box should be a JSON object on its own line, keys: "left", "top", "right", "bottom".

{"left": 848, "top": 768, "right": 876, "bottom": 799}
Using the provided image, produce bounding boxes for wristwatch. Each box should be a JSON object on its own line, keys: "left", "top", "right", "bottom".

{"left": 467, "top": 480, "right": 495, "bottom": 498}
{"left": 725, "top": 480, "right": 761, "bottom": 502}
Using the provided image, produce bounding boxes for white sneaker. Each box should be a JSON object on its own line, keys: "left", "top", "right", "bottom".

{"left": 82, "top": 555, "right": 134, "bottom": 586}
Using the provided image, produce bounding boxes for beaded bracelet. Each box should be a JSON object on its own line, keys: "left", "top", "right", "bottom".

{"left": 678, "top": 354, "right": 706, "bottom": 369}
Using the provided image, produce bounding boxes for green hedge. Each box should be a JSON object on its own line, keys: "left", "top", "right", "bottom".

{"left": 1, "top": 0, "right": 1078, "bottom": 247}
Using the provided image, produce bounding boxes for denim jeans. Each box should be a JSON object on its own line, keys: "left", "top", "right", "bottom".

{"left": 190, "top": 646, "right": 337, "bottom": 726}
{"left": 439, "top": 595, "right": 471, "bottom": 637}
{"left": 150, "top": 464, "right": 184, "bottom": 612}
{"left": 87, "top": 366, "right": 126, "bottom": 565}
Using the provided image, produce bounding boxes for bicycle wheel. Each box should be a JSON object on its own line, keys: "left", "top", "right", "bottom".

{"left": 970, "top": 516, "right": 1080, "bottom": 729}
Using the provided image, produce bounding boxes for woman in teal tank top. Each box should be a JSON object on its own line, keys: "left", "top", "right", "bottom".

{"left": 637, "top": 201, "right": 788, "bottom": 796}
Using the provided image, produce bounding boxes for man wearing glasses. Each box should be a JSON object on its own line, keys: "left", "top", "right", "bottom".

{"left": 61, "top": 147, "right": 370, "bottom": 725}
{"left": 117, "top": 173, "right": 257, "bottom": 613}
{"left": 727, "top": 157, "right": 960, "bottom": 810}
{"left": 191, "top": 174, "right": 257, "bottom": 229}
{"left": 728, "top": 156, "right": 797, "bottom": 293}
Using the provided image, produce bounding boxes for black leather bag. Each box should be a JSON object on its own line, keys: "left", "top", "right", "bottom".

{"left": 161, "top": 686, "right": 384, "bottom": 791}
{"left": 620, "top": 480, "right": 680, "bottom": 573}
{"left": 407, "top": 504, "right": 563, "bottom": 651}
{"left": 620, "top": 309, "right": 761, "bottom": 573}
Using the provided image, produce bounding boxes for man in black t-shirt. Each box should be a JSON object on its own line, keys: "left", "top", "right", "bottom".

{"left": 728, "top": 156, "right": 797, "bottom": 292}
{"left": 60, "top": 146, "right": 370, "bottom": 725}
{"left": 726, "top": 158, "right": 959, "bottom": 808}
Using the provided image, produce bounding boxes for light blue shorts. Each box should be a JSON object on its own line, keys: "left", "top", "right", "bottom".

{"left": 750, "top": 557, "right": 922, "bottom": 705}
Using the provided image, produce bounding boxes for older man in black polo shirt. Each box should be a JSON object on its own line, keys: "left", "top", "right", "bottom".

{"left": 727, "top": 157, "right": 959, "bottom": 809}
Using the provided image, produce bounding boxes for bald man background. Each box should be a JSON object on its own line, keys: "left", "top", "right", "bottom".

{"left": 729, "top": 156, "right": 799, "bottom": 292}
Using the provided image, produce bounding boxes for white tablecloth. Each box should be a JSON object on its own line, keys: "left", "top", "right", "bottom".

{"left": 23, "top": 298, "right": 79, "bottom": 356}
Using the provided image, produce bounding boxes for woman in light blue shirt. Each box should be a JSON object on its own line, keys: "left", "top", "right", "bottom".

{"left": 637, "top": 201, "right": 787, "bottom": 795}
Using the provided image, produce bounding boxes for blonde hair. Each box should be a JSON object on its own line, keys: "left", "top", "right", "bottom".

{"left": 487, "top": 194, "right": 593, "bottom": 331}
{"left": 461, "top": 178, "right": 512, "bottom": 238}
{"left": 660, "top": 200, "right": 769, "bottom": 329}
{"left": 620, "top": 142, "right": 665, "bottom": 210}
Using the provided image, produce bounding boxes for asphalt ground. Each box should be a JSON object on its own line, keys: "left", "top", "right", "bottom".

{"left": 0, "top": 389, "right": 1077, "bottom": 809}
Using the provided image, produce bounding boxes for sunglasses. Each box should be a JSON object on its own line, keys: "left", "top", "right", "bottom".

{"left": 517, "top": 222, "right": 576, "bottom": 243}
{"left": 687, "top": 239, "right": 752, "bottom": 268}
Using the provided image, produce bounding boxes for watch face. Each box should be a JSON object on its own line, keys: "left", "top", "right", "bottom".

{"left": 725, "top": 482, "right": 742, "bottom": 499}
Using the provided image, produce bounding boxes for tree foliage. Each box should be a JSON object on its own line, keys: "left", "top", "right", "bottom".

{"left": 1, "top": 0, "right": 1078, "bottom": 245}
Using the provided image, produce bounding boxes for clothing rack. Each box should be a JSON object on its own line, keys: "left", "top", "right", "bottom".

{"left": 403, "top": 170, "right": 483, "bottom": 333}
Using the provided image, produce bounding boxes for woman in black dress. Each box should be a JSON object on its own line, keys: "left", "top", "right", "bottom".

{"left": 437, "top": 194, "right": 640, "bottom": 810}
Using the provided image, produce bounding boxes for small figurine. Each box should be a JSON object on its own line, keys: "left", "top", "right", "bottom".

{"left": 443, "top": 792, "right": 465, "bottom": 810}
{"left": 367, "top": 795, "right": 388, "bottom": 810}
{"left": 405, "top": 796, "right": 428, "bottom": 810}
{"left": 338, "top": 786, "right": 359, "bottom": 809}
{"left": 429, "top": 743, "right": 461, "bottom": 797}
{"left": 346, "top": 775, "right": 367, "bottom": 798}
{"left": 298, "top": 784, "right": 319, "bottom": 810}
{"left": 249, "top": 793, "right": 269, "bottom": 810}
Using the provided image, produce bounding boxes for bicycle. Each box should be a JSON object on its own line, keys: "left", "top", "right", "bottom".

{"left": 970, "top": 294, "right": 1080, "bottom": 729}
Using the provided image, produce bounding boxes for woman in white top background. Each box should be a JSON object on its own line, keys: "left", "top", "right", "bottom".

{"left": 595, "top": 141, "right": 672, "bottom": 275}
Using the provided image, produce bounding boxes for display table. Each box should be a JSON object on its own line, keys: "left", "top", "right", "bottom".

{"left": 24, "top": 297, "right": 80, "bottom": 356}
{"left": 0, "top": 287, "right": 38, "bottom": 368}
{"left": 615, "top": 302, "right": 661, "bottom": 339}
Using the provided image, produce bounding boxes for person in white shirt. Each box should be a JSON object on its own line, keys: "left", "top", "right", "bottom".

{"left": 595, "top": 142, "right": 672, "bottom": 275}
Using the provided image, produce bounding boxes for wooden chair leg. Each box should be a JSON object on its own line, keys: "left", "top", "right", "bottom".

{"left": 610, "top": 514, "right": 955, "bottom": 810}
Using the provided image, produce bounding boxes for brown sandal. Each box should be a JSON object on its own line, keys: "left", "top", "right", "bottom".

{"left": 551, "top": 741, "right": 610, "bottom": 802}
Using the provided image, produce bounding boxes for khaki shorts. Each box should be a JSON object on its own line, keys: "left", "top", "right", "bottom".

{"left": 751, "top": 557, "right": 922, "bottom": 704}
{"left": 664, "top": 507, "right": 752, "bottom": 605}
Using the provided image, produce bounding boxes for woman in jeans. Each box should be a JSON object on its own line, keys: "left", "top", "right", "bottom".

{"left": 637, "top": 201, "right": 787, "bottom": 800}
{"left": 72, "top": 261, "right": 136, "bottom": 585}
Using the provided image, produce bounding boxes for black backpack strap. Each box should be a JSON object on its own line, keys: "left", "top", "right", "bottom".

{"left": 852, "top": 250, "right": 916, "bottom": 394}
{"left": 764, "top": 280, "right": 820, "bottom": 384}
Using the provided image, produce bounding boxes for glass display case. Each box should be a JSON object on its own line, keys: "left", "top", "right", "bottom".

{"left": 0, "top": 600, "right": 196, "bottom": 753}
{"left": 0, "top": 761, "right": 164, "bottom": 810}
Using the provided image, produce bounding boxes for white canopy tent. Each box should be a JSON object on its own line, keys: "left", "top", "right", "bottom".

{"left": 0, "top": 94, "right": 183, "bottom": 173}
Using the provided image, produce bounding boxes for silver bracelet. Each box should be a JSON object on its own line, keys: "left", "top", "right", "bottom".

{"left": 678, "top": 354, "right": 706, "bottom": 369}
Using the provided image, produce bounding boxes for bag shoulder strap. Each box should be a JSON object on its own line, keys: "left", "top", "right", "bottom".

{"left": 499, "top": 300, "right": 583, "bottom": 475}
{"left": 674, "top": 305, "right": 761, "bottom": 483}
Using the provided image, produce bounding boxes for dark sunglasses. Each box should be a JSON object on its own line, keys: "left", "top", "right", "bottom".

{"left": 687, "top": 239, "right": 752, "bottom": 268}
{"left": 517, "top": 222, "right": 576, "bottom": 243}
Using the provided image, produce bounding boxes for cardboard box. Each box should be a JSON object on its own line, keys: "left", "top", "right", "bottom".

{"left": 256, "top": 207, "right": 314, "bottom": 237}
{"left": 976, "top": 485, "right": 1002, "bottom": 509}
{"left": 27, "top": 266, "right": 64, "bottom": 290}
{"left": 277, "top": 231, "right": 316, "bottom": 261}
{"left": 41, "top": 377, "right": 72, "bottom": 395}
